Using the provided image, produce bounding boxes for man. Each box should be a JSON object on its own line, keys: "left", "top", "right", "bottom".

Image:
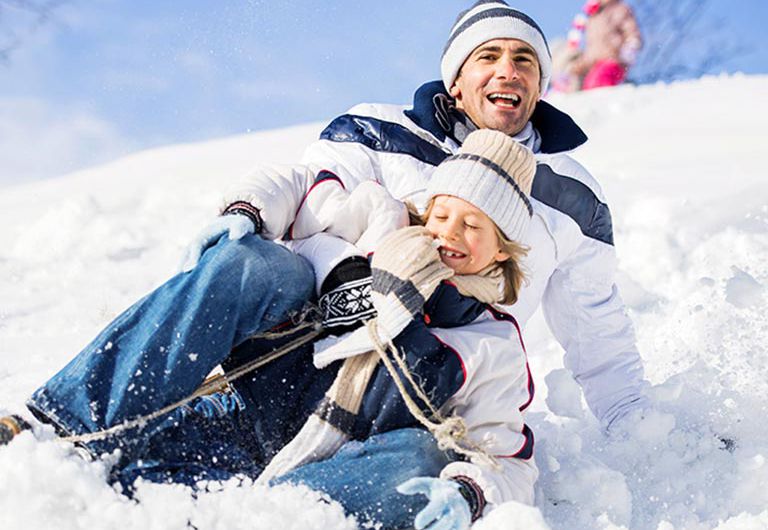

{"left": 8, "top": 2, "right": 648, "bottom": 529}
{"left": 220, "top": 0, "right": 647, "bottom": 431}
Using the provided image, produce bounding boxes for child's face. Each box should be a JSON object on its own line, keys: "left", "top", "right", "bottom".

{"left": 425, "top": 195, "right": 509, "bottom": 275}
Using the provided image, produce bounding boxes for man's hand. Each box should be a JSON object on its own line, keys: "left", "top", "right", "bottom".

{"left": 179, "top": 214, "right": 255, "bottom": 273}
{"left": 319, "top": 277, "right": 375, "bottom": 331}
{"left": 397, "top": 477, "right": 472, "bottom": 530}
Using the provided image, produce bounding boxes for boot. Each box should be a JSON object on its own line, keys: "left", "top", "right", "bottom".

{"left": 0, "top": 415, "right": 31, "bottom": 446}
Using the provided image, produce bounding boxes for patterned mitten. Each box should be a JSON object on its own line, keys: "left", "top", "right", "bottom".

{"left": 318, "top": 257, "right": 376, "bottom": 334}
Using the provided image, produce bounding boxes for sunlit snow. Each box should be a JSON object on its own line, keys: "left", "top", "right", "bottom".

{"left": 1, "top": 76, "right": 767, "bottom": 529}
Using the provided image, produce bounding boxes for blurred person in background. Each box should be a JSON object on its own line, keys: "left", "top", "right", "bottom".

{"left": 555, "top": 0, "right": 642, "bottom": 91}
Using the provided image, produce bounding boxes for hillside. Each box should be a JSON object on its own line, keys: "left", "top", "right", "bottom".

{"left": 1, "top": 75, "right": 767, "bottom": 530}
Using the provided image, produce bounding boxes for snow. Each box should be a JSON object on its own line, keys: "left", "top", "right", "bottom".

{"left": 1, "top": 75, "right": 767, "bottom": 529}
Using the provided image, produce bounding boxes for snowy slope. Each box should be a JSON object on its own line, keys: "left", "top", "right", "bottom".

{"left": 1, "top": 75, "right": 767, "bottom": 530}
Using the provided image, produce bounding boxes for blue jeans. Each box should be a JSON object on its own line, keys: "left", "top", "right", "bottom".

{"left": 277, "top": 428, "right": 450, "bottom": 529}
{"left": 107, "top": 391, "right": 445, "bottom": 530}
{"left": 28, "top": 234, "right": 315, "bottom": 444}
{"left": 26, "top": 235, "right": 447, "bottom": 529}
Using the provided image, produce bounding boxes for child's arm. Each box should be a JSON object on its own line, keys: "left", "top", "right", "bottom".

{"left": 363, "top": 303, "right": 538, "bottom": 511}
{"left": 287, "top": 180, "right": 408, "bottom": 256}
{"left": 286, "top": 181, "right": 409, "bottom": 333}
{"left": 314, "top": 254, "right": 537, "bottom": 511}
{"left": 429, "top": 315, "right": 538, "bottom": 510}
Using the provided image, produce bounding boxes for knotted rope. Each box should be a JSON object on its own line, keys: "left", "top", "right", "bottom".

{"left": 60, "top": 317, "right": 323, "bottom": 444}
{"left": 365, "top": 319, "right": 500, "bottom": 470}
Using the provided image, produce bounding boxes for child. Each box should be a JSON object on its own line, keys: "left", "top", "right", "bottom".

{"left": 3, "top": 129, "right": 538, "bottom": 530}
{"left": 265, "top": 128, "right": 540, "bottom": 528}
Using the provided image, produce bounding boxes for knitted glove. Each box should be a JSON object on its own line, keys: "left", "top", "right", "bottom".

{"left": 318, "top": 256, "right": 376, "bottom": 334}
{"left": 370, "top": 226, "right": 453, "bottom": 341}
{"left": 179, "top": 213, "right": 256, "bottom": 273}
{"left": 397, "top": 477, "right": 473, "bottom": 530}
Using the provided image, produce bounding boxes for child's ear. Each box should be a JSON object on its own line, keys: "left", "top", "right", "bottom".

{"left": 495, "top": 249, "right": 510, "bottom": 262}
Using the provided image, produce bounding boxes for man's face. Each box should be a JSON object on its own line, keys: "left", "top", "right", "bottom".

{"left": 450, "top": 38, "right": 541, "bottom": 136}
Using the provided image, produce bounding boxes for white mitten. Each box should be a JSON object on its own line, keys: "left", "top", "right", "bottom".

{"left": 179, "top": 214, "right": 255, "bottom": 272}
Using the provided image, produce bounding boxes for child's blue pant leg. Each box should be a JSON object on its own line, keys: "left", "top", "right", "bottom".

{"left": 276, "top": 428, "right": 451, "bottom": 529}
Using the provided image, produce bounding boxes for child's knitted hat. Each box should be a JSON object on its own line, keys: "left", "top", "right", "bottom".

{"left": 426, "top": 129, "right": 536, "bottom": 241}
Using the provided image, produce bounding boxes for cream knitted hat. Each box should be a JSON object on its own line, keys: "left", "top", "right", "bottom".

{"left": 441, "top": 0, "right": 552, "bottom": 94}
{"left": 426, "top": 129, "right": 536, "bottom": 241}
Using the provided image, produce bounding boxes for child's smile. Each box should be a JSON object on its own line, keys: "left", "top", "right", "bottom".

{"left": 425, "top": 195, "right": 509, "bottom": 275}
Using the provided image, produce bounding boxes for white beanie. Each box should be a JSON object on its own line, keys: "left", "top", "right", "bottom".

{"left": 427, "top": 129, "right": 536, "bottom": 242}
{"left": 441, "top": 1, "right": 552, "bottom": 94}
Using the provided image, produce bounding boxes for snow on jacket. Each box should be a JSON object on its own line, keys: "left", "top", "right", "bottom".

{"left": 224, "top": 80, "right": 649, "bottom": 432}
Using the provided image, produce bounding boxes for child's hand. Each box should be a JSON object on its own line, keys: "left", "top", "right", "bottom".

{"left": 370, "top": 226, "right": 453, "bottom": 340}
{"left": 397, "top": 477, "right": 473, "bottom": 530}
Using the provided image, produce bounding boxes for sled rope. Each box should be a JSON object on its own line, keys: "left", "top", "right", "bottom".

{"left": 61, "top": 324, "right": 323, "bottom": 444}
{"left": 365, "top": 320, "right": 500, "bottom": 470}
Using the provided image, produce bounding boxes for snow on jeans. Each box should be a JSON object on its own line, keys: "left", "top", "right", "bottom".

{"left": 25, "top": 234, "right": 445, "bottom": 528}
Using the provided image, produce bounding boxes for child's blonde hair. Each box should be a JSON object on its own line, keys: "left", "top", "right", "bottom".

{"left": 409, "top": 200, "right": 528, "bottom": 305}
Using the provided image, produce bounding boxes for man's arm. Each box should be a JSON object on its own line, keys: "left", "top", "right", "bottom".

{"left": 299, "top": 103, "right": 387, "bottom": 187}
{"left": 289, "top": 181, "right": 409, "bottom": 256}
{"left": 222, "top": 102, "right": 392, "bottom": 242}
{"left": 535, "top": 157, "right": 649, "bottom": 430}
{"left": 542, "top": 243, "right": 649, "bottom": 430}
{"left": 221, "top": 163, "right": 317, "bottom": 240}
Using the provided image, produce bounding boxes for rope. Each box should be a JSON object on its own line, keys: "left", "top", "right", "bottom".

{"left": 247, "top": 303, "right": 321, "bottom": 340}
{"left": 60, "top": 323, "right": 323, "bottom": 444}
{"left": 365, "top": 320, "right": 500, "bottom": 470}
{"left": 55, "top": 299, "right": 498, "bottom": 470}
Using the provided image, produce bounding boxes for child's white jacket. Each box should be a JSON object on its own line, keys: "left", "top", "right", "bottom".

{"left": 227, "top": 169, "right": 540, "bottom": 507}
{"left": 430, "top": 310, "right": 538, "bottom": 508}
{"left": 312, "top": 291, "right": 540, "bottom": 509}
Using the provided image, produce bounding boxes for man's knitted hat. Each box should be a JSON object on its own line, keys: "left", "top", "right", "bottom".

{"left": 441, "top": 0, "right": 552, "bottom": 94}
{"left": 426, "top": 129, "right": 536, "bottom": 242}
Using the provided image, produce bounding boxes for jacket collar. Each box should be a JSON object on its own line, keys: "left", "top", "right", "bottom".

{"left": 404, "top": 80, "right": 588, "bottom": 154}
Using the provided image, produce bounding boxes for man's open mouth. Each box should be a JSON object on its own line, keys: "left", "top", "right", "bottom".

{"left": 488, "top": 92, "right": 522, "bottom": 108}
